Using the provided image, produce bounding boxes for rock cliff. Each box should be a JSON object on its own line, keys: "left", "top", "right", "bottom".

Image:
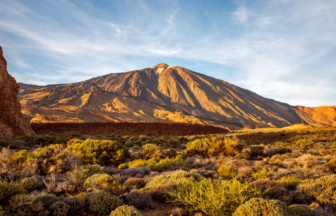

{"left": 0, "top": 46, "right": 35, "bottom": 138}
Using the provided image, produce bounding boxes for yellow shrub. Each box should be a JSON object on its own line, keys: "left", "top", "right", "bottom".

{"left": 68, "top": 139, "right": 130, "bottom": 165}
{"left": 217, "top": 165, "right": 237, "bottom": 179}
{"left": 167, "top": 178, "right": 263, "bottom": 216}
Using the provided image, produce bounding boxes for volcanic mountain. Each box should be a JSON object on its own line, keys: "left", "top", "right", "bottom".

{"left": 18, "top": 63, "right": 336, "bottom": 129}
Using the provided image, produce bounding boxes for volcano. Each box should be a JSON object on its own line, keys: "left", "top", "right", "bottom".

{"left": 18, "top": 63, "right": 336, "bottom": 129}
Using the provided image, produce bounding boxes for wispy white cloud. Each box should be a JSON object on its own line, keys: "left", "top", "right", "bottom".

{"left": 231, "top": 5, "right": 251, "bottom": 24}
{"left": 0, "top": 0, "right": 335, "bottom": 107}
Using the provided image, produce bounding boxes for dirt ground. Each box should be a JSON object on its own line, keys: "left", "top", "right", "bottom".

{"left": 31, "top": 122, "right": 228, "bottom": 136}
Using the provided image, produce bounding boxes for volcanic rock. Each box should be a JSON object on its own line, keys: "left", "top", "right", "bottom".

{"left": 17, "top": 63, "right": 336, "bottom": 129}
{"left": 0, "top": 46, "right": 35, "bottom": 138}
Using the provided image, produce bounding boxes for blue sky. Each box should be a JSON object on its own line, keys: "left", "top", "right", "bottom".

{"left": 0, "top": 0, "right": 335, "bottom": 107}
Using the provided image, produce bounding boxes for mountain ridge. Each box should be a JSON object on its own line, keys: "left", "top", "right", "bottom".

{"left": 18, "top": 63, "right": 336, "bottom": 129}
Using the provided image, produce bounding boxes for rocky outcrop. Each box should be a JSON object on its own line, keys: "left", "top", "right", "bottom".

{"left": 0, "top": 46, "right": 35, "bottom": 138}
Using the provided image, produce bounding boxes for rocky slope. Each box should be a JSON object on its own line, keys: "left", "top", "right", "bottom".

{"left": 18, "top": 63, "right": 336, "bottom": 129}
{"left": 0, "top": 47, "right": 35, "bottom": 138}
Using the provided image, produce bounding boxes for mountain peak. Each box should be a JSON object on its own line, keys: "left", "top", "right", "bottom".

{"left": 151, "top": 63, "right": 169, "bottom": 69}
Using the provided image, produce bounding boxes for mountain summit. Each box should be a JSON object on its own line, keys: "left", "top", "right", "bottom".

{"left": 18, "top": 65, "right": 336, "bottom": 129}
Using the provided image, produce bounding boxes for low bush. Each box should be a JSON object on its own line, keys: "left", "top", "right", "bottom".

{"left": 118, "top": 163, "right": 128, "bottom": 169}
{"left": 32, "top": 144, "right": 78, "bottom": 163}
{"left": 64, "top": 197, "right": 85, "bottom": 216}
{"left": 67, "top": 138, "right": 82, "bottom": 146}
{"left": 49, "top": 201, "right": 70, "bottom": 216}
{"left": 217, "top": 139, "right": 244, "bottom": 156}
{"left": 124, "top": 189, "right": 155, "bottom": 209}
{"left": 252, "top": 169, "right": 274, "bottom": 179}
{"left": 248, "top": 145, "right": 265, "bottom": 157}
{"left": 186, "top": 139, "right": 208, "bottom": 155}
{"left": 277, "top": 176, "right": 301, "bottom": 191}
{"left": 144, "top": 170, "right": 203, "bottom": 189}
{"left": 165, "top": 138, "right": 181, "bottom": 148}
{"left": 297, "top": 175, "right": 336, "bottom": 205}
{"left": 186, "top": 138, "right": 244, "bottom": 157}
{"left": 0, "top": 181, "right": 27, "bottom": 202}
{"left": 217, "top": 165, "right": 237, "bottom": 179}
{"left": 6, "top": 194, "right": 49, "bottom": 216}
{"left": 232, "top": 198, "right": 287, "bottom": 216}
{"left": 9, "top": 149, "right": 30, "bottom": 169}
{"left": 327, "top": 158, "right": 336, "bottom": 173}
{"left": 34, "top": 194, "right": 59, "bottom": 209}
{"left": 84, "top": 173, "right": 125, "bottom": 195}
{"left": 167, "top": 178, "right": 263, "bottom": 216}
{"left": 140, "top": 144, "right": 163, "bottom": 160}
{"left": 124, "top": 178, "right": 145, "bottom": 189}
{"left": 275, "top": 147, "right": 292, "bottom": 155}
{"left": 110, "top": 205, "right": 143, "bottom": 216}
{"left": 68, "top": 139, "right": 130, "bottom": 165}
{"left": 82, "top": 164, "right": 104, "bottom": 178}
{"left": 127, "top": 157, "right": 191, "bottom": 171}
{"left": 84, "top": 192, "right": 123, "bottom": 215}
{"left": 35, "top": 133, "right": 70, "bottom": 145}
{"left": 21, "top": 177, "right": 43, "bottom": 192}
{"left": 288, "top": 204, "right": 312, "bottom": 216}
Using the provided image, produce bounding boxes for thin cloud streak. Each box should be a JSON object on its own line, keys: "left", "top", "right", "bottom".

{"left": 0, "top": 0, "right": 335, "bottom": 107}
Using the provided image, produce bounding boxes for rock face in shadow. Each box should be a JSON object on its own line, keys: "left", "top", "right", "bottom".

{"left": 17, "top": 63, "right": 336, "bottom": 129}
{"left": 0, "top": 46, "right": 35, "bottom": 138}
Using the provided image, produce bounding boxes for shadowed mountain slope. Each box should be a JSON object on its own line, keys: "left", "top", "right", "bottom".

{"left": 18, "top": 64, "right": 336, "bottom": 129}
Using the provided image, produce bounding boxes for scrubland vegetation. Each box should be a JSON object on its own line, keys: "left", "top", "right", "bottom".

{"left": 0, "top": 124, "right": 336, "bottom": 215}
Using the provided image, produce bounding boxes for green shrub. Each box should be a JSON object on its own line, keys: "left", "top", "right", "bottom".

{"left": 297, "top": 175, "right": 336, "bottom": 205}
{"left": 0, "top": 181, "right": 27, "bottom": 202}
{"left": 84, "top": 192, "right": 123, "bottom": 215}
{"left": 34, "top": 194, "right": 58, "bottom": 208}
{"left": 66, "top": 138, "right": 82, "bottom": 146}
{"left": 140, "top": 144, "right": 163, "bottom": 159}
{"left": 32, "top": 144, "right": 76, "bottom": 164}
{"left": 232, "top": 198, "right": 287, "bottom": 216}
{"left": 64, "top": 197, "right": 85, "bottom": 216}
{"left": 84, "top": 174, "right": 125, "bottom": 195}
{"left": 110, "top": 205, "right": 143, "bottom": 216}
{"left": 149, "top": 138, "right": 162, "bottom": 145}
{"left": 82, "top": 164, "right": 104, "bottom": 178}
{"left": 49, "top": 202, "right": 70, "bottom": 216}
{"left": 186, "top": 139, "right": 207, "bottom": 155}
{"left": 127, "top": 157, "right": 191, "bottom": 171}
{"left": 144, "top": 170, "right": 203, "bottom": 189}
{"left": 167, "top": 178, "right": 263, "bottom": 216}
{"left": 118, "top": 163, "right": 128, "bottom": 169}
{"left": 68, "top": 139, "right": 130, "bottom": 165}
{"left": 278, "top": 176, "right": 301, "bottom": 191}
{"left": 248, "top": 145, "right": 265, "bottom": 157}
{"left": 217, "top": 165, "right": 237, "bottom": 179}
{"left": 21, "top": 177, "right": 43, "bottom": 192}
{"left": 327, "top": 158, "right": 336, "bottom": 172}
{"left": 6, "top": 194, "right": 49, "bottom": 216}
{"left": 219, "top": 139, "right": 244, "bottom": 156}
{"left": 252, "top": 169, "right": 274, "bottom": 179}
{"left": 288, "top": 204, "right": 312, "bottom": 216}
{"left": 275, "top": 147, "right": 292, "bottom": 155}
{"left": 10, "top": 150, "right": 30, "bottom": 167}
{"left": 35, "top": 133, "right": 70, "bottom": 145}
